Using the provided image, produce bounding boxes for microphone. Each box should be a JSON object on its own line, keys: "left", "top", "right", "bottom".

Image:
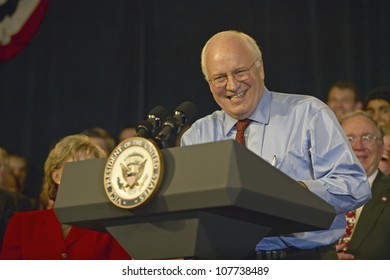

{"left": 136, "top": 105, "right": 169, "bottom": 138}
{"left": 154, "top": 101, "right": 197, "bottom": 148}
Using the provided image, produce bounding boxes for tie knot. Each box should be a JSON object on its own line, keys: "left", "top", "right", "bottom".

{"left": 236, "top": 119, "right": 251, "bottom": 131}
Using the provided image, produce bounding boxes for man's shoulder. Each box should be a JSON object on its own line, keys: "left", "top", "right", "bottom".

{"left": 375, "top": 172, "right": 390, "bottom": 188}
{"left": 269, "top": 91, "right": 329, "bottom": 116}
{"left": 270, "top": 91, "right": 325, "bottom": 106}
{"left": 191, "top": 110, "right": 225, "bottom": 126}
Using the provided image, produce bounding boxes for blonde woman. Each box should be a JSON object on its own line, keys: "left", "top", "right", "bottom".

{"left": 0, "top": 135, "right": 132, "bottom": 260}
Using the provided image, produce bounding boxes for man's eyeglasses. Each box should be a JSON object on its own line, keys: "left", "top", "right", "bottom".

{"left": 209, "top": 59, "right": 259, "bottom": 88}
{"left": 346, "top": 134, "right": 380, "bottom": 145}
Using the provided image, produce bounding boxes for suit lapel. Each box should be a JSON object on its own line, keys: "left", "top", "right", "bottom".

{"left": 349, "top": 172, "right": 390, "bottom": 251}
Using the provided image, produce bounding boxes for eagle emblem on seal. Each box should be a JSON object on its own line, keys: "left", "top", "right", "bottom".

{"left": 118, "top": 152, "right": 147, "bottom": 192}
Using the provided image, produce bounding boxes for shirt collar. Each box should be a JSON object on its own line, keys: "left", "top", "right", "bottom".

{"left": 368, "top": 169, "right": 379, "bottom": 187}
{"left": 251, "top": 86, "right": 271, "bottom": 125}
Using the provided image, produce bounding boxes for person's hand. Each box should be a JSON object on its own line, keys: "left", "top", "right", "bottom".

{"left": 335, "top": 243, "right": 355, "bottom": 260}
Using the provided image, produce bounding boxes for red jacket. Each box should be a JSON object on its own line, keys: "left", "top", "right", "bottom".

{"left": 0, "top": 209, "right": 132, "bottom": 260}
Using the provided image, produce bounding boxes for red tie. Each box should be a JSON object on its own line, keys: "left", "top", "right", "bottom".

{"left": 339, "top": 210, "right": 356, "bottom": 250}
{"left": 235, "top": 119, "right": 251, "bottom": 146}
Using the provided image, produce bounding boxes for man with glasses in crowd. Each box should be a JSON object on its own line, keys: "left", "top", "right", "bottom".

{"left": 180, "top": 30, "right": 371, "bottom": 259}
{"left": 337, "top": 111, "right": 390, "bottom": 259}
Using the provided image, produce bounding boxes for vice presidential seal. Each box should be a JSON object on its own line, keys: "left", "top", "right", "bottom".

{"left": 104, "top": 137, "right": 163, "bottom": 209}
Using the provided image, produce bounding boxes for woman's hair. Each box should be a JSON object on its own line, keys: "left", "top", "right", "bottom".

{"left": 39, "top": 134, "right": 106, "bottom": 209}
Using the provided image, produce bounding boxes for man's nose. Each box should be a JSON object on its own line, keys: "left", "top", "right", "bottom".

{"left": 372, "top": 111, "right": 381, "bottom": 122}
{"left": 225, "top": 74, "right": 241, "bottom": 91}
{"left": 352, "top": 138, "right": 365, "bottom": 149}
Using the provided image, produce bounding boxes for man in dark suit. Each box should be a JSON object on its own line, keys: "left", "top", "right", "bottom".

{"left": 338, "top": 110, "right": 390, "bottom": 259}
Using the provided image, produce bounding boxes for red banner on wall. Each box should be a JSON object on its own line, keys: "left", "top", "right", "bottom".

{"left": 0, "top": 0, "right": 48, "bottom": 61}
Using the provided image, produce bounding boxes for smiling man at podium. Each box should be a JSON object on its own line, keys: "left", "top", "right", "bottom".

{"left": 181, "top": 30, "right": 371, "bottom": 260}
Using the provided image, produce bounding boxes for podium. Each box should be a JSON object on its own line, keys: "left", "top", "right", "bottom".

{"left": 54, "top": 140, "right": 335, "bottom": 259}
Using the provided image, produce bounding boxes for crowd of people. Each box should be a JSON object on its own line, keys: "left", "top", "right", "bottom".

{"left": 1, "top": 30, "right": 390, "bottom": 260}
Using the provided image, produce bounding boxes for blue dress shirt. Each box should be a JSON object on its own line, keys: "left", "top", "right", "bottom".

{"left": 181, "top": 88, "right": 371, "bottom": 250}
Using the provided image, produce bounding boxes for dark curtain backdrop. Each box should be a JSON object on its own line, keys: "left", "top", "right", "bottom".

{"left": 1, "top": 0, "right": 389, "bottom": 199}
